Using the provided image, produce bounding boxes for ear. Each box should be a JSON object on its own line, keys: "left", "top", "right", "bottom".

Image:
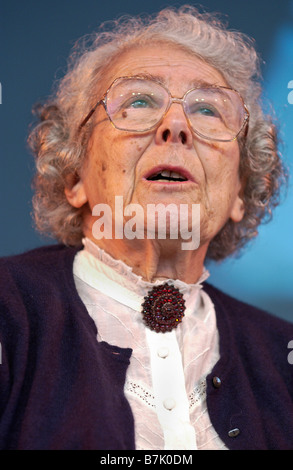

{"left": 230, "top": 193, "right": 245, "bottom": 223}
{"left": 64, "top": 178, "right": 88, "bottom": 208}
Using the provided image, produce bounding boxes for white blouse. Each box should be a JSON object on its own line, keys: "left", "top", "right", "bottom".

{"left": 73, "top": 238, "right": 227, "bottom": 450}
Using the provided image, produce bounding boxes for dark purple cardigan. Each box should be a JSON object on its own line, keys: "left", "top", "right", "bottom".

{"left": 0, "top": 244, "right": 292, "bottom": 450}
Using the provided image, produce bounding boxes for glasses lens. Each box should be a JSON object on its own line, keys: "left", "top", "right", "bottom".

{"left": 185, "top": 88, "right": 247, "bottom": 141}
{"left": 105, "top": 78, "right": 169, "bottom": 131}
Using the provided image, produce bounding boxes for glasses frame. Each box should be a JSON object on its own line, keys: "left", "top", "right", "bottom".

{"left": 79, "top": 76, "right": 250, "bottom": 142}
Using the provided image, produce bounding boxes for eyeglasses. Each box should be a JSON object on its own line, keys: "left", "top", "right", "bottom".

{"left": 79, "top": 76, "right": 249, "bottom": 142}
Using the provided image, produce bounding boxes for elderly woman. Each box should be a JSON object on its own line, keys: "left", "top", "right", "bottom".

{"left": 0, "top": 6, "right": 292, "bottom": 451}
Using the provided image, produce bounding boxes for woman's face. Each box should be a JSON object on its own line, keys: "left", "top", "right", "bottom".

{"left": 67, "top": 44, "right": 244, "bottom": 248}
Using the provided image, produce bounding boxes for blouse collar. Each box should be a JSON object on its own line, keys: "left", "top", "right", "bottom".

{"left": 76, "top": 238, "right": 210, "bottom": 316}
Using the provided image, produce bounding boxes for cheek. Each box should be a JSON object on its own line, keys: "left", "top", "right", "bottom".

{"left": 84, "top": 137, "right": 140, "bottom": 204}
{"left": 85, "top": 121, "right": 151, "bottom": 195}
{"left": 203, "top": 142, "right": 240, "bottom": 184}
{"left": 200, "top": 142, "right": 241, "bottom": 207}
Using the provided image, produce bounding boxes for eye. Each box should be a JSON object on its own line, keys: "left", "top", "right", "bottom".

{"left": 123, "top": 93, "right": 158, "bottom": 109}
{"left": 129, "top": 98, "right": 151, "bottom": 108}
{"left": 197, "top": 106, "right": 217, "bottom": 116}
{"left": 189, "top": 103, "right": 220, "bottom": 118}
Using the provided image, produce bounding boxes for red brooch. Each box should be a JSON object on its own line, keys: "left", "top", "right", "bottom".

{"left": 141, "top": 283, "right": 186, "bottom": 333}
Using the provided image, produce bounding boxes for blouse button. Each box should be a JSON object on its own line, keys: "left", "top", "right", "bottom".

{"left": 157, "top": 347, "right": 169, "bottom": 358}
{"left": 228, "top": 428, "right": 240, "bottom": 438}
{"left": 163, "top": 398, "right": 176, "bottom": 410}
{"left": 212, "top": 376, "right": 222, "bottom": 388}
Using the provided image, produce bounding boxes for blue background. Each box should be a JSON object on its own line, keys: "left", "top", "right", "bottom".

{"left": 1, "top": 0, "right": 293, "bottom": 321}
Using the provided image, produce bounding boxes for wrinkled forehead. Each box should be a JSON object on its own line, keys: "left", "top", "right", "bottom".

{"left": 98, "top": 43, "right": 228, "bottom": 94}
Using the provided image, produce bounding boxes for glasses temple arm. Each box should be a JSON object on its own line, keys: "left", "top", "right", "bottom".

{"left": 78, "top": 100, "right": 103, "bottom": 130}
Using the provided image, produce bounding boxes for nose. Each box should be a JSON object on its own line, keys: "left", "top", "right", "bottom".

{"left": 155, "top": 104, "right": 193, "bottom": 147}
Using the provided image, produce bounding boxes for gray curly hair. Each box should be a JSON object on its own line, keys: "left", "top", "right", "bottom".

{"left": 28, "top": 5, "right": 287, "bottom": 260}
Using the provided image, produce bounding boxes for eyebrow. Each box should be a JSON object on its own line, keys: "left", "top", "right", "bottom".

{"left": 127, "top": 73, "right": 221, "bottom": 89}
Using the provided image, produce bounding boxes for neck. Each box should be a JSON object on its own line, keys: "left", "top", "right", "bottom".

{"left": 84, "top": 234, "right": 208, "bottom": 284}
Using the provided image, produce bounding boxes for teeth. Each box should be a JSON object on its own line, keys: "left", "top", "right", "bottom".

{"left": 170, "top": 171, "right": 184, "bottom": 179}
{"left": 159, "top": 170, "right": 185, "bottom": 179}
{"left": 160, "top": 170, "right": 171, "bottom": 177}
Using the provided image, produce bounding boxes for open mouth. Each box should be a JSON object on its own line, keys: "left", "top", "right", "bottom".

{"left": 147, "top": 170, "right": 187, "bottom": 182}
{"left": 145, "top": 166, "right": 193, "bottom": 183}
